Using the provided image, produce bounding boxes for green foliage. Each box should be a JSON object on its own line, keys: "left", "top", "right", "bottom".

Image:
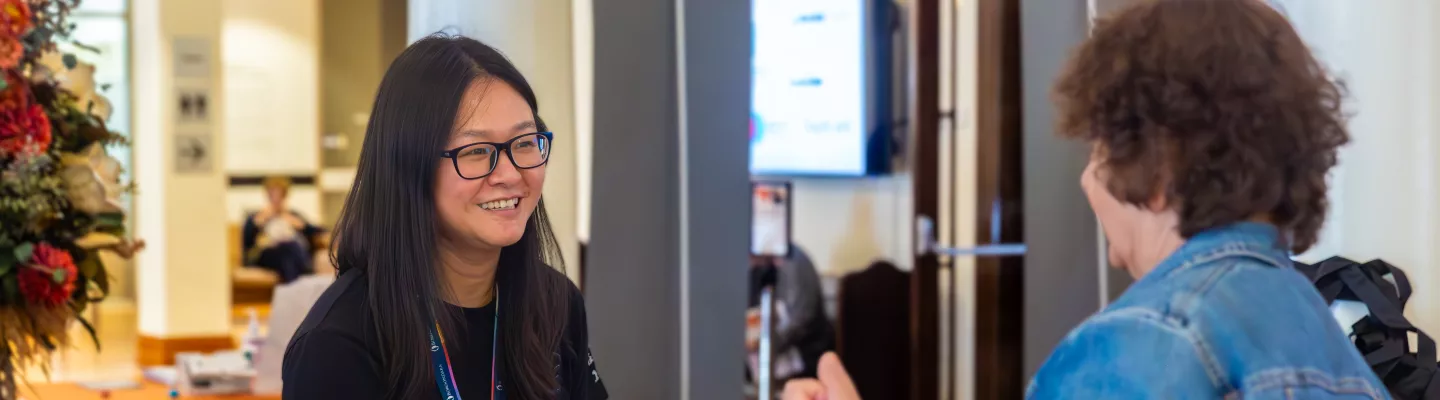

{"left": 75, "top": 249, "right": 96, "bottom": 278}
{"left": 1, "top": 274, "right": 17, "bottom": 304}
{"left": 12, "top": 242, "right": 32, "bottom": 264}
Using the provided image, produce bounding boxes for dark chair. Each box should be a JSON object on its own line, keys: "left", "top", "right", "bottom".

{"left": 837, "top": 260, "right": 911, "bottom": 400}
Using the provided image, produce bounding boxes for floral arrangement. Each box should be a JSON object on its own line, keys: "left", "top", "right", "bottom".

{"left": 0, "top": 0, "right": 139, "bottom": 397}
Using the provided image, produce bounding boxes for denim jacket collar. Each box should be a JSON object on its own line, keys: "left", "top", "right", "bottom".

{"left": 1141, "top": 222, "right": 1292, "bottom": 284}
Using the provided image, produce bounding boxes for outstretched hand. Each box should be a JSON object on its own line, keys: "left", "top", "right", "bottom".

{"left": 108, "top": 238, "right": 146, "bottom": 259}
{"left": 781, "top": 352, "right": 860, "bottom": 400}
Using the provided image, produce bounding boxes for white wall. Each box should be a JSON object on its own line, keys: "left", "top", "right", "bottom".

{"left": 221, "top": 0, "right": 322, "bottom": 223}
{"left": 1281, "top": 0, "right": 1440, "bottom": 334}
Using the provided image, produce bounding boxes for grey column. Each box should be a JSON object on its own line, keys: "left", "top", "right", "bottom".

{"left": 1021, "top": 0, "right": 1100, "bottom": 378}
{"left": 587, "top": 0, "right": 751, "bottom": 399}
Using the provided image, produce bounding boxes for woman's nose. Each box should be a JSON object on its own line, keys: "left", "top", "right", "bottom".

{"left": 486, "top": 153, "right": 523, "bottom": 184}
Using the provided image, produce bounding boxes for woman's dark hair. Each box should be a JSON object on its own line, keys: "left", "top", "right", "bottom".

{"left": 1053, "top": 0, "right": 1349, "bottom": 253}
{"left": 330, "top": 34, "right": 571, "bottom": 399}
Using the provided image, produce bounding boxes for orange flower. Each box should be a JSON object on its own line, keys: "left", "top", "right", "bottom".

{"left": 0, "top": 73, "right": 50, "bottom": 155}
{"left": 0, "top": 36, "right": 21, "bottom": 68}
{"left": 0, "top": 0, "right": 32, "bottom": 37}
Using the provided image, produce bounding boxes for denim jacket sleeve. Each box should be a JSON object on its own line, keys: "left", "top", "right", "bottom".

{"left": 1027, "top": 308, "right": 1222, "bottom": 399}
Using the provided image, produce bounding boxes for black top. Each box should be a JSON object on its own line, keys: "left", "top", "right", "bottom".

{"left": 241, "top": 209, "right": 323, "bottom": 263}
{"left": 282, "top": 269, "right": 608, "bottom": 399}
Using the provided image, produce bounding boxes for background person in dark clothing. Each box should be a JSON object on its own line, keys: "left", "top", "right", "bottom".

{"left": 748, "top": 245, "right": 835, "bottom": 382}
{"left": 241, "top": 176, "right": 323, "bottom": 284}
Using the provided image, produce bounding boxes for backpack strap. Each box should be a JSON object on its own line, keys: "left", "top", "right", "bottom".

{"left": 1338, "top": 265, "right": 1414, "bottom": 330}
{"left": 1312, "top": 257, "right": 1360, "bottom": 303}
{"left": 1364, "top": 259, "right": 1412, "bottom": 308}
{"left": 1390, "top": 329, "right": 1439, "bottom": 399}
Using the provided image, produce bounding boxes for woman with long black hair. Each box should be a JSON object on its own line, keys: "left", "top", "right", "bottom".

{"left": 283, "top": 35, "right": 607, "bottom": 400}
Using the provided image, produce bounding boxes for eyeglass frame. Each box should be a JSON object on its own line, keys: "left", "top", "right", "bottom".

{"left": 438, "top": 131, "right": 555, "bottom": 180}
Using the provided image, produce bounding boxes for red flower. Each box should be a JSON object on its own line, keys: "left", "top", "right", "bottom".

{"left": 0, "top": 71, "right": 51, "bottom": 155}
{"left": 0, "top": 103, "right": 50, "bottom": 155}
{"left": 0, "top": 0, "right": 32, "bottom": 37}
{"left": 19, "top": 243, "right": 79, "bottom": 307}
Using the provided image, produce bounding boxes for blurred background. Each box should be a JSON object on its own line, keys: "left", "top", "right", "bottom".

{"left": 17, "top": 0, "right": 1440, "bottom": 399}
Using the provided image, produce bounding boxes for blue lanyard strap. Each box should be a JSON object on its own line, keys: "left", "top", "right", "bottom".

{"left": 429, "top": 286, "right": 500, "bottom": 400}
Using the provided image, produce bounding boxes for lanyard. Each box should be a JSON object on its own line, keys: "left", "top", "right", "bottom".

{"left": 429, "top": 286, "right": 501, "bottom": 400}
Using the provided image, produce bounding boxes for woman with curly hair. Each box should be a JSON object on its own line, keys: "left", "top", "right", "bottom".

{"left": 1027, "top": 1, "right": 1390, "bottom": 399}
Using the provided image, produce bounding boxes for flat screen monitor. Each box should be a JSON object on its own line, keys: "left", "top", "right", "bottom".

{"left": 751, "top": 181, "right": 792, "bottom": 257}
{"left": 750, "top": 0, "right": 888, "bottom": 177}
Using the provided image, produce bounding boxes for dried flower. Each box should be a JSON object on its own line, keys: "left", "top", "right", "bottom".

{"left": 19, "top": 243, "right": 78, "bottom": 307}
{"left": 60, "top": 143, "right": 123, "bottom": 214}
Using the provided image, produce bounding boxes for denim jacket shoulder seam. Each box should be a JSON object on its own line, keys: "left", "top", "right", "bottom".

{"left": 1171, "top": 260, "right": 1237, "bottom": 312}
{"left": 1173, "top": 244, "right": 1287, "bottom": 274}
{"left": 1089, "top": 307, "right": 1235, "bottom": 393}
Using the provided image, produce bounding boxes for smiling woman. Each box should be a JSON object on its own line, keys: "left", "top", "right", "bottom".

{"left": 281, "top": 34, "right": 607, "bottom": 400}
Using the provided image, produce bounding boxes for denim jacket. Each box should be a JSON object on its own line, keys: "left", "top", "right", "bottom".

{"left": 1027, "top": 223, "right": 1390, "bottom": 399}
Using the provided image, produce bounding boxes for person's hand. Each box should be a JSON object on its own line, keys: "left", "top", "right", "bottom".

{"left": 782, "top": 352, "right": 859, "bottom": 400}
{"left": 253, "top": 208, "right": 275, "bottom": 224}
{"left": 110, "top": 239, "right": 146, "bottom": 259}
{"left": 283, "top": 213, "right": 305, "bottom": 229}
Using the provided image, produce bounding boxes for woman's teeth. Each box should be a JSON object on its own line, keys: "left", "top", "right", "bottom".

{"left": 480, "top": 198, "right": 519, "bottom": 210}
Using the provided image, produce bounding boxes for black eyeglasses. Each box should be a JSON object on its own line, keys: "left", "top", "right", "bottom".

{"left": 439, "top": 132, "right": 553, "bottom": 179}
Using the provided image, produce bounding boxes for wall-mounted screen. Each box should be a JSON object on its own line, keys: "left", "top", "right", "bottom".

{"left": 751, "top": 0, "right": 881, "bottom": 177}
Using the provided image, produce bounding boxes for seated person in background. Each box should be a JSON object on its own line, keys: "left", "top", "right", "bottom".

{"left": 748, "top": 245, "right": 835, "bottom": 382}
{"left": 1029, "top": 1, "right": 1385, "bottom": 398}
{"left": 243, "top": 176, "right": 323, "bottom": 284}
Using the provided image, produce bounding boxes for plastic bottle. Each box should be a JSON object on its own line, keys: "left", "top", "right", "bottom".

{"left": 240, "top": 308, "right": 265, "bottom": 366}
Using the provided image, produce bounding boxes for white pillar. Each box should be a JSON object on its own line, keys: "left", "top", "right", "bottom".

{"left": 408, "top": 0, "right": 581, "bottom": 279}
{"left": 132, "top": 0, "right": 232, "bottom": 363}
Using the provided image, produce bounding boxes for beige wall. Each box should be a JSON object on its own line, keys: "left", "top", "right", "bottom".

{"left": 221, "top": 0, "right": 320, "bottom": 175}
{"left": 221, "top": 0, "right": 322, "bottom": 222}
{"left": 319, "top": 0, "right": 407, "bottom": 225}
{"left": 790, "top": 179, "right": 915, "bottom": 276}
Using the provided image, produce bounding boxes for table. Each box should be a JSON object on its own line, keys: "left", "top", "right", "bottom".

{"left": 22, "top": 382, "right": 280, "bottom": 400}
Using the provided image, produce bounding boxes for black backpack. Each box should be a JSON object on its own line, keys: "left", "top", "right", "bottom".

{"left": 1294, "top": 257, "right": 1440, "bottom": 399}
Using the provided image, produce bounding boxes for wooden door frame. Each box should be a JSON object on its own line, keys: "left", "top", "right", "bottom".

{"left": 971, "top": 0, "right": 1026, "bottom": 398}
{"left": 910, "top": 0, "right": 942, "bottom": 398}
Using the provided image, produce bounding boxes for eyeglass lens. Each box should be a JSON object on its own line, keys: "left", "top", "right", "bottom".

{"left": 455, "top": 133, "right": 550, "bottom": 178}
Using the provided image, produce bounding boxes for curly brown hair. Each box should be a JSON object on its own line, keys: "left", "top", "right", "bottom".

{"left": 1054, "top": 0, "right": 1348, "bottom": 253}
